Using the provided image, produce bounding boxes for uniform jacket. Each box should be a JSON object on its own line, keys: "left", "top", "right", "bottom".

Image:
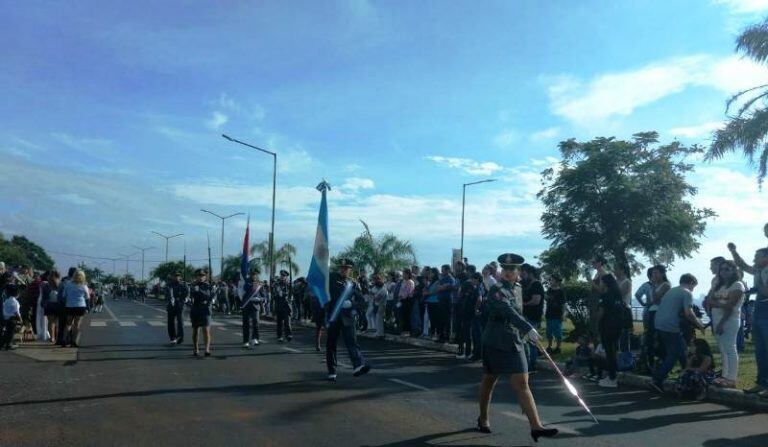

{"left": 272, "top": 280, "right": 292, "bottom": 314}
{"left": 482, "top": 279, "right": 533, "bottom": 353}
{"left": 242, "top": 280, "right": 267, "bottom": 310}
{"left": 189, "top": 281, "right": 214, "bottom": 314}
{"left": 327, "top": 272, "right": 357, "bottom": 327}
{"left": 165, "top": 281, "right": 189, "bottom": 309}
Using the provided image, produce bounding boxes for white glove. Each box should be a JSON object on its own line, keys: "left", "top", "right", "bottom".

{"left": 341, "top": 300, "right": 352, "bottom": 309}
{"left": 527, "top": 328, "right": 541, "bottom": 344}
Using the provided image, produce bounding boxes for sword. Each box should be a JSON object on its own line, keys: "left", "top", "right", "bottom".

{"left": 327, "top": 281, "right": 355, "bottom": 324}
{"left": 536, "top": 341, "right": 599, "bottom": 424}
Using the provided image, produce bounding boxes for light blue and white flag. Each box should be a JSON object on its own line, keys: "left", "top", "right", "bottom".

{"left": 307, "top": 180, "right": 331, "bottom": 307}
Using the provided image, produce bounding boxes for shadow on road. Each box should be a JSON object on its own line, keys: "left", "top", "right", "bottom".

{"left": 359, "top": 428, "right": 527, "bottom": 447}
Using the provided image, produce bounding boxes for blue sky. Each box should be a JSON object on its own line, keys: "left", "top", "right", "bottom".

{"left": 1, "top": 0, "right": 767, "bottom": 292}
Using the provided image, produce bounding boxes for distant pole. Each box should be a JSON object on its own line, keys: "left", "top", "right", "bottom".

{"left": 131, "top": 245, "right": 154, "bottom": 282}
{"left": 200, "top": 209, "right": 244, "bottom": 279}
{"left": 460, "top": 179, "right": 497, "bottom": 262}
{"left": 151, "top": 231, "right": 184, "bottom": 262}
{"left": 221, "top": 134, "right": 278, "bottom": 282}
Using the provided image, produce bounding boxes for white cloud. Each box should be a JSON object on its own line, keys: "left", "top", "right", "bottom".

{"left": 277, "top": 147, "right": 316, "bottom": 174}
{"left": 530, "top": 127, "right": 560, "bottom": 141}
{"left": 341, "top": 177, "right": 375, "bottom": 191}
{"left": 57, "top": 193, "right": 96, "bottom": 206}
{"left": 425, "top": 156, "right": 505, "bottom": 176}
{"left": 668, "top": 121, "right": 725, "bottom": 139}
{"left": 206, "top": 111, "right": 228, "bottom": 130}
{"left": 493, "top": 129, "right": 517, "bottom": 148}
{"left": 51, "top": 132, "right": 115, "bottom": 158}
{"left": 546, "top": 55, "right": 768, "bottom": 127}
{"left": 715, "top": 0, "right": 768, "bottom": 13}
{"left": 170, "top": 181, "right": 322, "bottom": 213}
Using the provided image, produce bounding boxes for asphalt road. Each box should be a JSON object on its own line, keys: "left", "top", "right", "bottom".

{"left": 1, "top": 299, "right": 765, "bottom": 447}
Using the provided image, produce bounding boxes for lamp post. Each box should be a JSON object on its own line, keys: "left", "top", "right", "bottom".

{"left": 460, "top": 179, "right": 497, "bottom": 262}
{"left": 200, "top": 209, "right": 245, "bottom": 279}
{"left": 221, "top": 134, "right": 277, "bottom": 282}
{"left": 118, "top": 252, "right": 138, "bottom": 278}
{"left": 131, "top": 245, "right": 154, "bottom": 282}
{"left": 151, "top": 231, "right": 184, "bottom": 262}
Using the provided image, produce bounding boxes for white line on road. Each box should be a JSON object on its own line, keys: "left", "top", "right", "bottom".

{"left": 132, "top": 301, "right": 167, "bottom": 315}
{"left": 103, "top": 303, "right": 119, "bottom": 322}
{"left": 118, "top": 321, "right": 137, "bottom": 327}
{"left": 217, "top": 327, "right": 228, "bottom": 331}
{"left": 501, "top": 411, "right": 579, "bottom": 435}
{"left": 147, "top": 321, "right": 165, "bottom": 327}
{"left": 90, "top": 321, "right": 107, "bottom": 327}
{"left": 283, "top": 347, "right": 302, "bottom": 353}
{"left": 388, "top": 378, "right": 430, "bottom": 391}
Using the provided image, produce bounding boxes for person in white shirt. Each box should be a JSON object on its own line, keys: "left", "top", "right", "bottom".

{"left": 2, "top": 284, "right": 22, "bottom": 350}
{"left": 614, "top": 266, "right": 632, "bottom": 307}
{"left": 709, "top": 260, "right": 745, "bottom": 388}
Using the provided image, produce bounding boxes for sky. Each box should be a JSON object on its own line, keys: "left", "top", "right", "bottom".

{"left": 1, "top": 0, "right": 768, "bottom": 296}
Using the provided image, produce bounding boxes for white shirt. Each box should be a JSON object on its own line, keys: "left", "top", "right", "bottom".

{"left": 712, "top": 281, "right": 745, "bottom": 326}
{"left": 3, "top": 296, "right": 20, "bottom": 319}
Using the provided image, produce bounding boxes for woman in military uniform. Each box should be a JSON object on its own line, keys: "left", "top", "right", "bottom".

{"left": 189, "top": 269, "right": 215, "bottom": 357}
{"left": 477, "top": 253, "right": 558, "bottom": 443}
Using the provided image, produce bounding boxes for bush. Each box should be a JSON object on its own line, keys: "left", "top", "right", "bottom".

{"left": 562, "top": 280, "right": 596, "bottom": 342}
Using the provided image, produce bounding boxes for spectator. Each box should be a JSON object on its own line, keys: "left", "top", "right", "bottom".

{"left": 2, "top": 284, "right": 21, "bottom": 350}
{"left": 615, "top": 265, "right": 632, "bottom": 307}
{"left": 650, "top": 273, "right": 703, "bottom": 393}
{"left": 63, "top": 270, "right": 90, "bottom": 348}
{"left": 56, "top": 267, "right": 76, "bottom": 346}
{"left": 676, "top": 338, "right": 716, "bottom": 400}
{"left": 595, "top": 271, "right": 624, "bottom": 388}
{"left": 434, "top": 265, "right": 454, "bottom": 343}
{"left": 371, "top": 275, "right": 388, "bottom": 338}
{"left": 457, "top": 272, "right": 480, "bottom": 359}
{"left": 545, "top": 274, "right": 566, "bottom": 354}
{"left": 410, "top": 267, "right": 426, "bottom": 337}
{"left": 41, "top": 271, "right": 61, "bottom": 344}
{"left": 709, "top": 260, "right": 746, "bottom": 388}
{"left": 635, "top": 267, "right": 654, "bottom": 372}
{"left": 422, "top": 267, "right": 441, "bottom": 339}
{"left": 647, "top": 265, "right": 671, "bottom": 370}
{"left": 729, "top": 244, "right": 768, "bottom": 396}
{"left": 521, "top": 264, "right": 544, "bottom": 371}
{"left": 397, "top": 269, "right": 415, "bottom": 334}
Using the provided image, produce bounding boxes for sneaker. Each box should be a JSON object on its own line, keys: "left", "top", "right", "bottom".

{"left": 169, "top": 340, "right": 179, "bottom": 347}
{"left": 353, "top": 364, "right": 371, "bottom": 377}
{"left": 744, "top": 385, "right": 765, "bottom": 394}
{"left": 598, "top": 377, "right": 618, "bottom": 388}
{"left": 327, "top": 373, "right": 337, "bottom": 382}
{"left": 243, "top": 342, "right": 251, "bottom": 349}
{"left": 456, "top": 354, "right": 468, "bottom": 360}
{"left": 277, "top": 337, "right": 284, "bottom": 342}
{"left": 649, "top": 382, "right": 664, "bottom": 393}
{"left": 251, "top": 339, "right": 260, "bottom": 346}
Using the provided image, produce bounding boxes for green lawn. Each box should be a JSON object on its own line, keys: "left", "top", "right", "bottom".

{"left": 545, "top": 320, "right": 757, "bottom": 389}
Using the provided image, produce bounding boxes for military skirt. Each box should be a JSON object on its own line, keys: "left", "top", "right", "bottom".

{"left": 482, "top": 346, "right": 528, "bottom": 375}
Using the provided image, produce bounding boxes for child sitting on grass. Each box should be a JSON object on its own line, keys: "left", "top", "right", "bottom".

{"left": 583, "top": 342, "right": 607, "bottom": 382}
{"left": 675, "top": 338, "right": 715, "bottom": 400}
{"left": 564, "top": 335, "right": 592, "bottom": 377}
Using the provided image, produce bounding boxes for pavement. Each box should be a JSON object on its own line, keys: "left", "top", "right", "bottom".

{"left": 1, "top": 299, "right": 766, "bottom": 447}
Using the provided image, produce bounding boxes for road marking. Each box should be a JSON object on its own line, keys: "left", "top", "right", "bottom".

{"left": 147, "top": 321, "right": 165, "bottom": 327}
{"left": 217, "top": 327, "right": 227, "bottom": 331}
{"left": 132, "top": 301, "right": 167, "bottom": 315}
{"left": 90, "top": 321, "right": 107, "bottom": 327}
{"left": 501, "top": 411, "right": 579, "bottom": 435}
{"left": 283, "top": 347, "right": 302, "bottom": 353}
{"left": 103, "top": 303, "right": 119, "bottom": 322}
{"left": 119, "top": 321, "right": 137, "bottom": 327}
{"left": 388, "top": 378, "right": 430, "bottom": 391}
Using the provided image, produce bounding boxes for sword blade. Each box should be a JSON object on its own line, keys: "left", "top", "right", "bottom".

{"left": 536, "top": 342, "right": 599, "bottom": 424}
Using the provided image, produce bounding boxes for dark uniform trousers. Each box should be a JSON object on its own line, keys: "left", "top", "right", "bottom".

{"left": 276, "top": 310, "right": 292, "bottom": 338}
{"left": 167, "top": 303, "right": 184, "bottom": 343}
{"left": 242, "top": 303, "right": 260, "bottom": 343}
{"left": 325, "top": 318, "right": 365, "bottom": 374}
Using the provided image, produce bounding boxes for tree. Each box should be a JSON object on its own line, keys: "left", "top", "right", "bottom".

{"left": 250, "top": 241, "right": 300, "bottom": 277}
{"left": 77, "top": 262, "right": 105, "bottom": 283}
{"left": 538, "top": 133, "right": 715, "bottom": 274}
{"left": 150, "top": 261, "right": 196, "bottom": 283}
{"left": 707, "top": 17, "right": 768, "bottom": 186}
{"left": 335, "top": 221, "right": 417, "bottom": 275}
{"left": 0, "top": 233, "right": 55, "bottom": 270}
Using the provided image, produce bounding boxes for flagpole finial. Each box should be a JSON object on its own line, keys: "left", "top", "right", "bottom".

{"left": 316, "top": 179, "right": 331, "bottom": 192}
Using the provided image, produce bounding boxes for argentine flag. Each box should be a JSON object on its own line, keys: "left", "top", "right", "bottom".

{"left": 307, "top": 180, "right": 331, "bottom": 306}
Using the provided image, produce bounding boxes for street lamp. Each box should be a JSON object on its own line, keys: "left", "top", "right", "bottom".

{"left": 460, "top": 179, "right": 497, "bottom": 262}
{"left": 151, "top": 231, "right": 184, "bottom": 262}
{"left": 131, "top": 245, "right": 154, "bottom": 282}
{"left": 200, "top": 209, "right": 245, "bottom": 279}
{"left": 221, "top": 134, "right": 277, "bottom": 281}
{"left": 118, "top": 252, "right": 139, "bottom": 278}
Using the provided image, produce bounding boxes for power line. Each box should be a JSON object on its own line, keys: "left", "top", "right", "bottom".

{"left": 47, "top": 250, "right": 228, "bottom": 264}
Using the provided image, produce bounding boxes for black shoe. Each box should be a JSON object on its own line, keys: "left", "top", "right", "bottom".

{"left": 315, "top": 345, "right": 321, "bottom": 352}
{"left": 476, "top": 418, "right": 491, "bottom": 434}
{"left": 531, "top": 427, "right": 558, "bottom": 442}
{"left": 193, "top": 351, "right": 199, "bottom": 357}
{"left": 353, "top": 364, "right": 371, "bottom": 377}
{"left": 204, "top": 351, "right": 211, "bottom": 357}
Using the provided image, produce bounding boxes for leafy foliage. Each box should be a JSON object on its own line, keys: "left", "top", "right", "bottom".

{"left": 150, "top": 261, "right": 196, "bottom": 283}
{"left": 538, "top": 133, "right": 715, "bottom": 274}
{"left": 561, "top": 280, "right": 595, "bottom": 342}
{"left": 0, "top": 233, "right": 55, "bottom": 270}
{"left": 335, "top": 220, "right": 417, "bottom": 275}
{"left": 706, "top": 17, "right": 768, "bottom": 185}
{"left": 77, "top": 262, "right": 105, "bottom": 283}
{"left": 250, "top": 241, "right": 300, "bottom": 277}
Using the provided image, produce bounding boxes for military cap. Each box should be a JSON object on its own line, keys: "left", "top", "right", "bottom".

{"left": 497, "top": 253, "right": 524, "bottom": 269}
{"left": 194, "top": 268, "right": 206, "bottom": 276}
{"left": 336, "top": 258, "right": 354, "bottom": 268}
{"left": 250, "top": 267, "right": 261, "bottom": 275}
{"left": 279, "top": 269, "right": 289, "bottom": 276}
{"left": 173, "top": 270, "right": 182, "bottom": 276}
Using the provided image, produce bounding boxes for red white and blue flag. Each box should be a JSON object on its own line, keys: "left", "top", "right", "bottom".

{"left": 238, "top": 215, "right": 250, "bottom": 298}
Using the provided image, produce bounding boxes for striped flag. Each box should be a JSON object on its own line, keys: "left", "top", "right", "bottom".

{"left": 307, "top": 180, "right": 331, "bottom": 306}
{"left": 238, "top": 215, "right": 250, "bottom": 298}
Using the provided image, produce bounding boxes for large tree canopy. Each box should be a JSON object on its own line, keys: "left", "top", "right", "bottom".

{"left": 150, "top": 261, "right": 197, "bottom": 283}
{"left": 0, "top": 233, "right": 55, "bottom": 271}
{"left": 335, "top": 221, "right": 417, "bottom": 275}
{"left": 707, "top": 17, "right": 768, "bottom": 186}
{"left": 538, "top": 132, "right": 715, "bottom": 273}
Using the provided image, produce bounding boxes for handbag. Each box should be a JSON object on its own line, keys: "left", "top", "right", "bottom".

{"left": 617, "top": 334, "right": 636, "bottom": 371}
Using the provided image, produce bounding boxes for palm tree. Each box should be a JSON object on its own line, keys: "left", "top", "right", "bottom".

{"left": 336, "top": 220, "right": 417, "bottom": 275}
{"left": 250, "top": 241, "right": 300, "bottom": 276}
{"left": 707, "top": 18, "right": 768, "bottom": 186}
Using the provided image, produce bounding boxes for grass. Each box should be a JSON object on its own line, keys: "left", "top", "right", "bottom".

{"left": 544, "top": 320, "right": 757, "bottom": 389}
